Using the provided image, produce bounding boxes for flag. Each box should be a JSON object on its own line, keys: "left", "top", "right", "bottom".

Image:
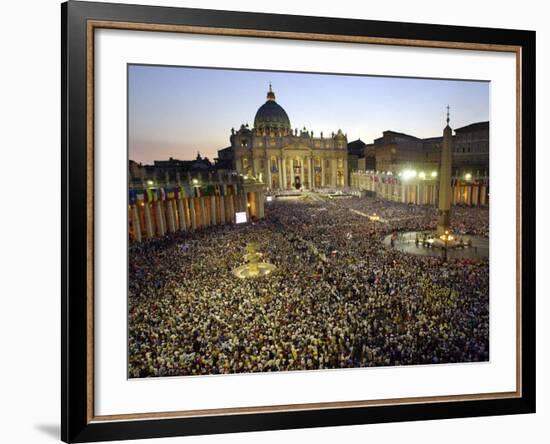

{"left": 129, "top": 190, "right": 137, "bottom": 205}
{"left": 183, "top": 184, "right": 193, "bottom": 198}
{"left": 158, "top": 187, "right": 166, "bottom": 201}
{"left": 175, "top": 186, "right": 185, "bottom": 200}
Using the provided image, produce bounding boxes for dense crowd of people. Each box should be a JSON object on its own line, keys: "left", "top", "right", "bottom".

{"left": 128, "top": 196, "right": 489, "bottom": 378}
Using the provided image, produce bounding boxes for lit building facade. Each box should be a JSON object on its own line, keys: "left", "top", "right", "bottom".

{"left": 224, "top": 85, "right": 349, "bottom": 190}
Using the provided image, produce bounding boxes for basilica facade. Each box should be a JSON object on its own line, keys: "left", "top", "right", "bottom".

{"left": 222, "top": 85, "right": 349, "bottom": 190}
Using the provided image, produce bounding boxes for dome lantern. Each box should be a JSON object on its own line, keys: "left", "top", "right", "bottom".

{"left": 266, "top": 82, "right": 276, "bottom": 101}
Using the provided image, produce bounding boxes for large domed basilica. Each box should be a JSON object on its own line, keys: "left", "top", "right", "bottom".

{"left": 224, "top": 84, "right": 348, "bottom": 190}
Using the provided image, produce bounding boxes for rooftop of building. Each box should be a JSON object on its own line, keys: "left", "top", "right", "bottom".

{"left": 454, "top": 121, "right": 490, "bottom": 133}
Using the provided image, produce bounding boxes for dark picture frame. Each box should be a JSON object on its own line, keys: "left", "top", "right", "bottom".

{"left": 61, "top": 1, "right": 536, "bottom": 442}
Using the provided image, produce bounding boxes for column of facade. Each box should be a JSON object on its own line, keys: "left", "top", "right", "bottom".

{"left": 132, "top": 205, "right": 142, "bottom": 242}
{"left": 308, "top": 157, "right": 313, "bottom": 189}
{"left": 423, "top": 184, "right": 430, "bottom": 205}
{"left": 282, "top": 157, "right": 287, "bottom": 190}
{"left": 199, "top": 197, "right": 207, "bottom": 227}
{"left": 267, "top": 158, "right": 272, "bottom": 189}
{"left": 251, "top": 157, "right": 257, "bottom": 177}
{"left": 210, "top": 195, "right": 217, "bottom": 225}
{"left": 299, "top": 157, "right": 304, "bottom": 187}
{"left": 255, "top": 192, "right": 261, "bottom": 219}
{"left": 143, "top": 203, "right": 154, "bottom": 238}
{"left": 321, "top": 159, "right": 326, "bottom": 187}
{"left": 242, "top": 192, "right": 250, "bottom": 220}
{"left": 161, "top": 202, "right": 167, "bottom": 233}
{"left": 229, "top": 194, "right": 235, "bottom": 222}
{"left": 259, "top": 191, "right": 265, "bottom": 218}
{"left": 190, "top": 198, "right": 197, "bottom": 229}
{"left": 219, "top": 195, "right": 226, "bottom": 224}
{"left": 177, "top": 198, "right": 187, "bottom": 231}
{"left": 162, "top": 201, "right": 168, "bottom": 231}
{"left": 344, "top": 157, "right": 349, "bottom": 187}
{"left": 277, "top": 157, "right": 282, "bottom": 190}
{"left": 155, "top": 202, "right": 165, "bottom": 236}
{"left": 331, "top": 158, "right": 337, "bottom": 187}
{"left": 480, "top": 185, "right": 487, "bottom": 205}
{"left": 184, "top": 199, "right": 191, "bottom": 229}
{"left": 472, "top": 185, "right": 479, "bottom": 206}
{"left": 166, "top": 200, "right": 176, "bottom": 233}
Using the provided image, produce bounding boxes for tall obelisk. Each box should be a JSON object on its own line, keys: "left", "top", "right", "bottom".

{"left": 437, "top": 105, "right": 454, "bottom": 235}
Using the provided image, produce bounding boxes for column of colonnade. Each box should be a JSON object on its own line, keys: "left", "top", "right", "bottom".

{"left": 349, "top": 172, "right": 489, "bottom": 207}
{"left": 128, "top": 185, "right": 265, "bottom": 242}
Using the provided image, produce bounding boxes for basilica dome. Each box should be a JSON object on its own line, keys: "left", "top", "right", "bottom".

{"left": 253, "top": 84, "right": 291, "bottom": 134}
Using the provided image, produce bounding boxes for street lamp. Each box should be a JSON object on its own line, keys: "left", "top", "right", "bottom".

{"left": 439, "top": 230, "right": 454, "bottom": 262}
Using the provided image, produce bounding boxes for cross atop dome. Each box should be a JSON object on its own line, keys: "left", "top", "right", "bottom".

{"left": 446, "top": 104, "right": 450, "bottom": 125}
{"left": 266, "top": 82, "right": 276, "bottom": 101}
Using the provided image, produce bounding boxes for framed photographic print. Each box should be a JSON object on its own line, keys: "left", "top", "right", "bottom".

{"left": 61, "top": 1, "right": 536, "bottom": 442}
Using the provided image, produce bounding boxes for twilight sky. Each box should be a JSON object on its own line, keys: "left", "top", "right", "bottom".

{"left": 128, "top": 65, "right": 489, "bottom": 164}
